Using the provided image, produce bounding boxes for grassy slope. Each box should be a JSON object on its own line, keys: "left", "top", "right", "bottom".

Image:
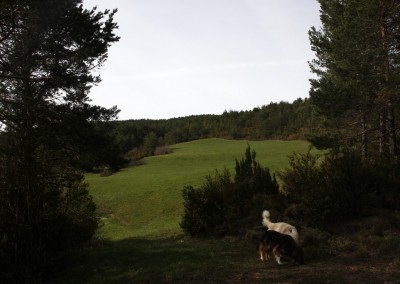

{"left": 47, "top": 139, "right": 400, "bottom": 283}
{"left": 86, "top": 138, "right": 316, "bottom": 240}
{"left": 47, "top": 138, "right": 321, "bottom": 284}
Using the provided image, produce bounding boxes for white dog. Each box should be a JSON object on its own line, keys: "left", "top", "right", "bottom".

{"left": 262, "top": 210, "right": 299, "bottom": 244}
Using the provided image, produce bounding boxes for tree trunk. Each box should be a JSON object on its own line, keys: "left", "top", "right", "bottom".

{"left": 387, "top": 100, "right": 398, "bottom": 157}
{"left": 361, "top": 112, "right": 368, "bottom": 161}
{"left": 379, "top": 109, "right": 388, "bottom": 157}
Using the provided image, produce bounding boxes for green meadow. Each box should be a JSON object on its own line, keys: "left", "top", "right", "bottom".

{"left": 47, "top": 138, "right": 320, "bottom": 283}
{"left": 86, "top": 138, "right": 316, "bottom": 240}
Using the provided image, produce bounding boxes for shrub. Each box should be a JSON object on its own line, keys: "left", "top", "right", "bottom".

{"left": 0, "top": 160, "right": 99, "bottom": 283}
{"left": 180, "top": 169, "right": 230, "bottom": 237}
{"left": 181, "top": 145, "right": 281, "bottom": 237}
{"left": 301, "top": 226, "right": 333, "bottom": 259}
{"left": 154, "top": 145, "right": 173, "bottom": 156}
{"left": 279, "top": 149, "right": 321, "bottom": 202}
{"left": 47, "top": 180, "right": 100, "bottom": 252}
{"left": 100, "top": 165, "right": 114, "bottom": 177}
{"left": 126, "top": 147, "right": 145, "bottom": 161}
{"left": 234, "top": 144, "right": 279, "bottom": 197}
{"left": 279, "top": 149, "right": 396, "bottom": 227}
{"left": 142, "top": 132, "right": 159, "bottom": 156}
{"left": 369, "top": 158, "right": 400, "bottom": 210}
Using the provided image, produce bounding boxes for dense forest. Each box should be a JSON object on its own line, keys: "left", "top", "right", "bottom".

{"left": 107, "top": 98, "right": 320, "bottom": 163}
{"left": 105, "top": 89, "right": 400, "bottom": 171}
{"left": 105, "top": 97, "right": 340, "bottom": 170}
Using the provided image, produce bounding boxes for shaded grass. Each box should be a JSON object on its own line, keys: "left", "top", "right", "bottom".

{"left": 46, "top": 237, "right": 256, "bottom": 284}
{"left": 46, "top": 234, "right": 400, "bottom": 284}
{"left": 45, "top": 236, "right": 351, "bottom": 284}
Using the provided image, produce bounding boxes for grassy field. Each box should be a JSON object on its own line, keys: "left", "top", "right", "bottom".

{"left": 85, "top": 138, "right": 316, "bottom": 240}
{"left": 46, "top": 138, "right": 319, "bottom": 283}
{"left": 45, "top": 138, "right": 400, "bottom": 283}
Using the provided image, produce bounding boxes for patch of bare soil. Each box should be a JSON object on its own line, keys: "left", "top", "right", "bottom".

{"left": 231, "top": 253, "right": 400, "bottom": 284}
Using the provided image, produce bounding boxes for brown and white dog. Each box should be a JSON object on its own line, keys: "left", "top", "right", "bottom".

{"left": 258, "top": 230, "right": 304, "bottom": 265}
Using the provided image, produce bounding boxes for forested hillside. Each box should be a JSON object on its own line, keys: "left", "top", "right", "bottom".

{"left": 108, "top": 98, "right": 323, "bottom": 160}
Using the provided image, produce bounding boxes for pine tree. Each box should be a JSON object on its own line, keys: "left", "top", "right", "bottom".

{"left": 0, "top": 0, "right": 119, "bottom": 282}
{"left": 309, "top": 0, "right": 400, "bottom": 159}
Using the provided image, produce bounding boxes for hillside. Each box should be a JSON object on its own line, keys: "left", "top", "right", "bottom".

{"left": 45, "top": 138, "right": 400, "bottom": 283}
{"left": 110, "top": 98, "right": 321, "bottom": 155}
{"left": 86, "top": 138, "right": 317, "bottom": 240}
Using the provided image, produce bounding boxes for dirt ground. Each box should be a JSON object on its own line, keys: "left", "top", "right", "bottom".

{"left": 231, "top": 254, "right": 400, "bottom": 284}
{"left": 185, "top": 217, "right": 400, "bottom": 284}
{"left": 183, "top": 251, "right": 400, "bottom": 284}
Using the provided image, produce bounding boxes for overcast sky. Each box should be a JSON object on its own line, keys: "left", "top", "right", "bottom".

{"left": 82, "top": 0, "right": 321, "bottom": 120}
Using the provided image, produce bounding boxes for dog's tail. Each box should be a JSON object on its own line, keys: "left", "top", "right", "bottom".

{"left": 262, "top": 210, "right": 271, "bottom": 227}
{"left": 262, "top": 210, "right": 270, "bottom": 219}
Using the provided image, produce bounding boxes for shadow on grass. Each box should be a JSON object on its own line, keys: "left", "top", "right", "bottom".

{"left": 45, "top": 237, "right": 254, "bottom": 284}
{"left": 44, "top": 234, "right": 399, "bottom": 284}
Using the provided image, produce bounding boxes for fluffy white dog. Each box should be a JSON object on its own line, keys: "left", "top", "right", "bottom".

{"left": 262, "top": 210, "right": 299, "bottom": 244}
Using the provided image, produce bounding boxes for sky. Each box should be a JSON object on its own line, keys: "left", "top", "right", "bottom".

{"left": 82, "top": 0, "right": 322, "bottom": 120}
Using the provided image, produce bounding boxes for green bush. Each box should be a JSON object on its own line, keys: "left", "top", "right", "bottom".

{"left": 180, "top": 145, "right": 280, "bottom": 237}
{"left": 100, "top": 165, "right": 115, "bottom": 177}
{"left": 279, "top": 149, "right": 399, "bottom": 227}
{"left": 0, "top": 159, "right": 99, "bottom": 283}
{"left": 279, "top": 149, "right": 321, "bottom": 202}
{"left": 180, "top": 170, "right": 229, "bottom": 237}
{"left": 47, "top": 180, "right": 100, "bottom": 252}
{"left": 154, "top": 145, "right": 173, "bottom": 155}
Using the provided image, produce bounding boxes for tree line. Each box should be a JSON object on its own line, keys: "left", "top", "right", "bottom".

{"left": 108, "top": 98, "right": 323, "bottom": 164}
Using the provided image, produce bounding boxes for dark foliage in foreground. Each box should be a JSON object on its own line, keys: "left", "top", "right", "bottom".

{"left": 181, "top": 144, "right": 400, "bottom": 238}
{"left": 0, "top": 0, "right": 119, "bottom": 282}
{"left": 280, "top": 149, "right": 400, "bottom": 227}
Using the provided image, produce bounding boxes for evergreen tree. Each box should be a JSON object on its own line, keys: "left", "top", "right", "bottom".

{"left": 234, "top": 144, "right": 279, "bottom": 197}
{"left": 0, "top": 0, "right": 119, "bottom": 282}
{"left": 181, "top": 145, "right": 279, "bottom": 237}
{"left": 143, "top": 131, "right": 159, "bottom": 156}
{"left": 309, "top": 0, "right": 400, "bottom": 159}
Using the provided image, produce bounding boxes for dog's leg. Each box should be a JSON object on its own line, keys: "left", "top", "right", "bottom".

{"left": 275, "top": 255, "right": 283, "bottom": 264}
{"left": 273, "top": 247, "right": 283, "bottom": 264}
{"left": 266, "top": 246, "right": 272, "bottom": 261}
{"left": 259, "top": 246, "right": 265, "bottom": 261}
